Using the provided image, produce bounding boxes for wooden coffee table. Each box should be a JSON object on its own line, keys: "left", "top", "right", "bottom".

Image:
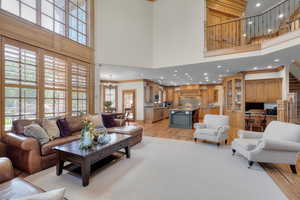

{"left": 54, "top": 133, "right": 132, "bottom": 187}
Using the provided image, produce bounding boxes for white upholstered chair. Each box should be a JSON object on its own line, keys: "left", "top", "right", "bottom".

{"left": 193, "top": 114, "right": 229, "bottom": 146}
{"left": 232, "top": 121, "right": 300, "bottom": 173}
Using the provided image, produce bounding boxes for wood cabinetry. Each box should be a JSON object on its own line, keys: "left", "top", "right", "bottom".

{"left": 199, "top": 107, "right": 220, "bottom": 119}
{"left": 245, "top": 79, "right": 282, "bottom": 102}
{"left": 224, "top": 74, "right": 245, "bottom": 129}
{"left": 144, "top": 108, "right": 169, "bottom": 123}
{"left": 144, "top": 85, "right": 153, "bottom": 103}
{"left": 166, "top": 87, "right": 174, "bottom": 103}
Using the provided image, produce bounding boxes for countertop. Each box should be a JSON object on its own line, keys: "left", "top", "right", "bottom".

{"left": 170, "top": 107, "right": 200, "bottom": 111}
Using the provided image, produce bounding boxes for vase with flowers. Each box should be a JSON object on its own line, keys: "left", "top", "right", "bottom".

{"left": 79, "top": 116, "right": 95, "bottom": 150}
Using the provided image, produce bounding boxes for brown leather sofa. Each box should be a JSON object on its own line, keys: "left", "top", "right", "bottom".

{"left": 0, "top": 157, "right": 44, "bottom": 199}
{"left": 2, "top": 115, "right": 143, "bottom": 174}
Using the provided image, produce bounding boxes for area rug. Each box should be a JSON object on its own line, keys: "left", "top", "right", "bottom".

{"left": 25, "top": 136, "right": 287, "bottom": 200}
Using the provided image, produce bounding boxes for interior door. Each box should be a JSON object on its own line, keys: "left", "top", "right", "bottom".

{"left": 122, "top": 90, "right": 136, "bottom": 121}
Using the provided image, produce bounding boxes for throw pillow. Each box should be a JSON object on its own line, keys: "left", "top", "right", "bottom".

{"left": 89, "top": 114, "right": 104, "bottom": 127}
{"left": 57, "top": 118, "right": 71, "bottom": 137}
{"left": 24, "top": 124, "right": 50, "bottom": 144}
{"left": 66, "top": 116, "right": 84, "bottom": 133}
{"left": 15, "top": 188, "right": 65, "bottom": 200}
{"left": 102, "top": 114, "right": 117, "bottom": 128}
{"left": 42, "top": 119, "right": 60, "bottom": 140}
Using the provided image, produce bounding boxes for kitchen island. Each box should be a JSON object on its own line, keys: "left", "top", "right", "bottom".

{"left": 169, "top": 107, "right": 199, "bottom": 129}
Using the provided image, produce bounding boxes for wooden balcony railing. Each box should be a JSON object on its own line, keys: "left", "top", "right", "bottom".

{"left": 206, "top": 0, "right": 300, "bottom": 51}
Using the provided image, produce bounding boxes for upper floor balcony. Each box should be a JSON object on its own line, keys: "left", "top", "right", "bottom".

{"left": 206, "top": 0, "right": 300, "bottom": 56}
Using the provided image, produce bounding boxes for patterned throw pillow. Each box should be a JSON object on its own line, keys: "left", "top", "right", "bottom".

{"left": 89, "top": 114, "right": 104, "bottom": 127}
{"left": 42, "top": 119, "right": 60, "bottom": 140}
{"left": 102, "top": 114, "right": 117, "bottom": 128}
{"left": 24, "top": 124, "right": 50, "bottom": 144}
{"left": 15, "top": 188, "right": 65, "bottom": 200}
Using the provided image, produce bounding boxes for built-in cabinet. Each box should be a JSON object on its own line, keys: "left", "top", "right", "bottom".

{"left": 224, "top": 74, "right": 245, "bottom": 129}
{"left": 144, "top": 85, "right": 153, "bottom": 103}
{"left": 144, "top": 108, "right": 169, "bottom": 123}
{"left": 245, "top": 79, "right": 282, "bottom": 102}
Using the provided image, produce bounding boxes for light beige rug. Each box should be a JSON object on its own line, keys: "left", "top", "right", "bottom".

{"left": 26, "top": 136, "right": 287, "bottom": 200}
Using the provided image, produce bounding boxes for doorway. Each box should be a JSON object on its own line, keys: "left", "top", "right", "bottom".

{"left": 122, "top": 90, "right": 136, "bottom": 121}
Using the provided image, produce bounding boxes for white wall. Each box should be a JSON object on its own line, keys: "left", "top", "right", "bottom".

{"left": 117, "top": 81, "right": 145, "bottom": 121}
{"left": 95, "top": 0, "right": 153, "bottom": 68}
{"left": 95, "top": 0, "right": 205, "bottom": 68}
{"left": 153, "top": 0, "right": 205, "bottom": 67}
{"left": 94, "top": 65, "right": 101, "bottom": 113}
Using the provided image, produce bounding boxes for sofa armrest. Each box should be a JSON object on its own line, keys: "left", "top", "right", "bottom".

{"left": 2, "top": 133, "right": 40, "bottom": 152}
{"left": 114, "top": 119, "right": 125, "bottom": 127}
{"left": 261, "top": 139, "right": 300, "bottom": 152}
{"left": 238, "top": 130, "right": 264, "bottom": 139}
{"left": 194, "top": 123, "right": 206, "bottom": 129}
{"left": 0, "top": 157, "right": 14, "bottom": 183}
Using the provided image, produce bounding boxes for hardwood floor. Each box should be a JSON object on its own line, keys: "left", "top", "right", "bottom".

{"left": 135, "top": 119, "right": 300, "bottom": 200}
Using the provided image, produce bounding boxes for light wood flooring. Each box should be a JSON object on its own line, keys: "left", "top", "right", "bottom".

{"left": 134, "top": 119, "right": 300, "bottom": 200}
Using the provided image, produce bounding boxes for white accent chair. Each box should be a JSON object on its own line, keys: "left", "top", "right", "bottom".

{"left": 194, "top": 114, "right": 229, "bottom": 146}
{"left": 232, "top": 121, "right": 300, "bottom": 173}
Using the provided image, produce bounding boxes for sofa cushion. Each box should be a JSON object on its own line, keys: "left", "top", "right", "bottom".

{"left": 102, "top": 114, "right": 117, "bottom": 128}
{"left": 12, "top": 120, "right": 39, "bottom": 135}
{"left": 234, "top": 138, "right": 260, "bottom": 151}
{"left": 42, "top": 119, "right": 60, "bottom": 140}
{"left": 24, "top": 124, "right": 50, "bottom": 145}
{"left": 15, "top": 188, "right": 65, "bottom": 200}
{"left": 41, "top": 135, "right": 81, "bottom": 156}
{"left": 57, "top": 118, "right": 71, "bottom": 137}
{"left": 198, "top": 128, "right": 218, "bottom": 136}
{"left": 0, "top": 178, "right": 43, "bottom": 200}
{"left": 65, "top": 116, "right": 84, "bottom": 134}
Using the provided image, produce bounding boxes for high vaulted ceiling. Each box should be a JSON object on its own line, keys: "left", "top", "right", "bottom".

{"left": 100, "top": 43, "right": 300, "bottom": 86}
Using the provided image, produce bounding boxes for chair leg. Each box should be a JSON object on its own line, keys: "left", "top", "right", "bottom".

{"left": 225, "top": 140, "right": 228, "bottom": 145}
{"left": 232, "top": 149, "right": 236, "bottom": 156}
{"left": 248, "top": 161, "right": 254, "bottom": 169}
{"left": 194, "top": 138, "right": 197, "bottom": 142}
{"left": 217, "top": 143, "right": 220, "bottom": 147}
{"left": 290, "top": 165, "right": 297, "bottom": 174}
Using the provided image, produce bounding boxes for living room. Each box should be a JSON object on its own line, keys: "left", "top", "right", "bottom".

{"left": 1, "top": 0, "right": 300, "bottom": 200}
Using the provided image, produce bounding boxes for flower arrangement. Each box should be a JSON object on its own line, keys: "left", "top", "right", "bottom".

{"left": 79, "top": 115, "right": 111, "bottom": 150}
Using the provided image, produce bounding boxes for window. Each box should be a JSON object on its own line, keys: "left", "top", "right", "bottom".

{"left": 44, "top": 55, "right": 67, "bottom": 117}
{"left": 41, "top": 0, "right": 66, "bottom": 35}
{"left": 1, "top": 0, "right": 37, "bottom": 23}
{"left": 0, "top": 0, "right": 89, "bottom": 45}
{"left": 4, "top": 44, "right": 37, "bottom": 130}
{"left": 103, "top": 86, "right": 117, "bottom": 112}
{"left": 71, "top": 63, "right": 88, "bottom": 116}
{"left": 68, "top": 0, "right": 88, "bottom": 45}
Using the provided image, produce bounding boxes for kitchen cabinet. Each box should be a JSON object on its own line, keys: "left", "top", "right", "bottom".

{"left": 245, "top": 79, "right": 282, "bottom": 102}
{"left": 144, "top": 85, "right": 153, "bottom": 103}
{"left": 144, "top": 108, "right": 169, "bottom": 123}
{"left": 166, "top": 87, "right": 174, "bottom": 103}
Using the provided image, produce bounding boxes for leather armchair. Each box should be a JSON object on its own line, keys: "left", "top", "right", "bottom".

{"left": 193, "top": 114, "right": 229, "bottom": 146}
{"left": 232, "top": 121, "right": 300, "bottom": 173}
{"left": 2, "top": 133, "right": 42, "bottom": 174}
{"left": 0, "top": 157, "right": 44, "bottom": 199}
{"left": 0, "top": 157, "right": 14, "bottom": 184}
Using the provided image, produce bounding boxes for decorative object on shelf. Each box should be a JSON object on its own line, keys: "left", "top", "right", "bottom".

{"left": 104, "top": 101, "right": 113, "bottom": 113}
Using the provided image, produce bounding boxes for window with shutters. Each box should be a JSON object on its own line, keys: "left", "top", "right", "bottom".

{"left": 4, "top": 43, "right": 38, "bottom": 130}
{"left": 44, "top": 55, "right": 67, "bottom": 117}
{"left": 71, "top": 62, "right": 88, "bottom": 116}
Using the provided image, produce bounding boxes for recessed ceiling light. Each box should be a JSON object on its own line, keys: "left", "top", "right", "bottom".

{"left": 253, "top": 67, "right": 258, "bottom": 70}
{"left": 174, "top": 70, "right": 178, "bottom": 73}
{"left": 203, "top": 72, "right": 208, "bottom": 76}
{"left": 256, "top": 2, "right": 261, "bottom": 7}
{"left": 185, "top": 73, "right": 189, "bottom": 76}
{"left": 160, "top": 76, "right": 164, "bottom": 79}
{"left": 217, "top": 65, "right": 222, "bottom": 69}
{"left": 205, "top": 76, "right": 209, "bottom": 79}
{"left": 173, "top": 74, "right": 177, "bottom": 76}
{"left": 274, "top": 59, "right": 280, "bottom": 62}
{"left": 278, "top": 14, "right": 284, "bottom": 19}
{"left": 206, "top": 79, "right": 209, "bottom": 82}
{"left": 267, "top": 65, "right": 273, "bottom": 69}
{"left": 267, "top": 28, "right": 272, "bottom": 33}
{"left": 242, "top": 33, "right": 247, "bottom": 37}
{"left": 248, "top": 21, "right": 253, "bottom": 25}
{"left": 226, "top": 69, "right": 230, "bottom": 73}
